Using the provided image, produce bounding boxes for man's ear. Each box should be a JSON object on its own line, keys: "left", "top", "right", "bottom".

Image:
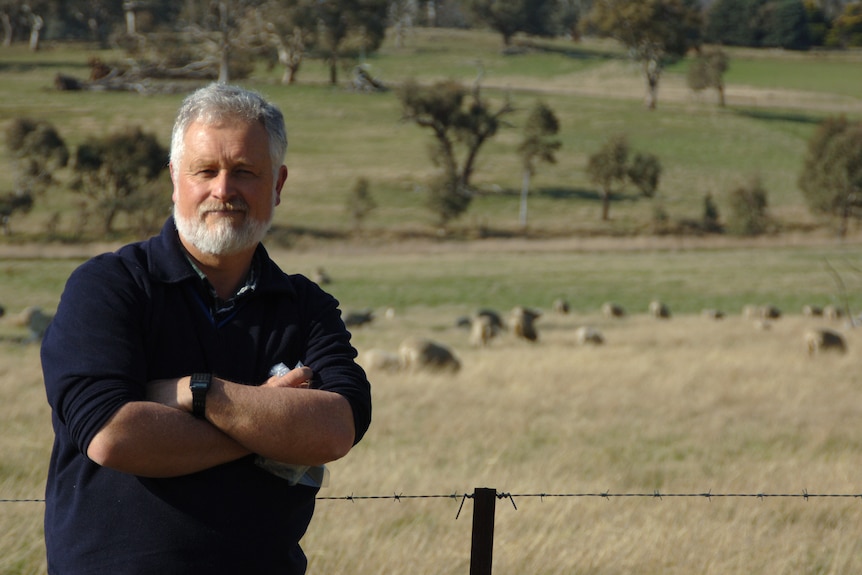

{"left": 274, "top": 165, "right": 288, "bottom": 207}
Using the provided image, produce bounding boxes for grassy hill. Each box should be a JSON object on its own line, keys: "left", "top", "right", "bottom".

{"left": 1, "top": 29, "right": 862, "bottom": 243}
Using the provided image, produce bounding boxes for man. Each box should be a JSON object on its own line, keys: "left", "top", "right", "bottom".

{"left": 41, "top": 83, "right": 372, "bottom": 574}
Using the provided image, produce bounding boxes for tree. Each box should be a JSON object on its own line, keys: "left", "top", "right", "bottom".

{"left": 687, "top": 47, "right": 729, "bottom": 107}
{"left": 586, "top": 134, "right": 629, "bottom": 220}
{"left": 398, "top": 78, "right": 514, "bottom": 225}
{"left": 240, "top": 1, "right": 311, "bottom": 85}
{"left": 346, "top": 177, "right": 377, "bottom": 233}
{"left": 827, "top": 1, "right": 862, "bottom": 47}
{"left": 555, "top": 0, "right": 593, "bottom": 40}
{"left": 517, "top": 102, "right": 561, "bottom": 229}
{"left": 587, "top": 134, "right": 663, "bottom": 220}
{"left": 468, "top": 0, "right": 558, "bottom": 47}
{"left": 5, "top": 117, "right": 69, "bottom": 197}
{"left": 303, "top": 0, "right": 391, "bottom": 86}
{"left": 627, "top": 152, "right": 661, "bottom": 198}
{"left": 761, "top": 0, "right": 811, "bottom": 50}
{"left": 705, "top": 0, "right": 766, "bottom": 46}
{"left": 727, "top": 175, "right": 770, "bottom": 236}
{"left": 586, "top": 0, "right": 702, "bottom": 110}
{"left": 70, "top": 127, "right": 169, "bottom": 235}
{"left": 799, "top": 116, "right": 862, "bottom": 238}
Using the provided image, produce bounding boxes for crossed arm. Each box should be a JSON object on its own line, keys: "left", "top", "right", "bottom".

{"left": 86, "top": 366, "right": 356, "bottom": 478}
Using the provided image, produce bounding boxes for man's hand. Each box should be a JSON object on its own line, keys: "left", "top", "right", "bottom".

{"left": 262, "top": 365, "right": 312, "bottom": 389}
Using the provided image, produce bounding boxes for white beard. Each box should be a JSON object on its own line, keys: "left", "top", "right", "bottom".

{"left": 174, "top": 202, "right": 272, "bottom": 256}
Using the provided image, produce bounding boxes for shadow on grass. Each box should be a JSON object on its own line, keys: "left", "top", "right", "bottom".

{"left": 732, "top": 108, "right": 825, "bottom": 125}
{"left": 512, "top": 39, "right": 623, "bottom": 62}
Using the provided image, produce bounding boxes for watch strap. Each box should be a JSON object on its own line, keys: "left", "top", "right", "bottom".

{"left": 190, "top": 373, "right": 212, "bottom": 419}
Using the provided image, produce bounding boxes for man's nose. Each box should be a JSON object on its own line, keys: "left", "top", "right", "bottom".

{"left": 210, "top": 171, "right": 237, "bottom": 199}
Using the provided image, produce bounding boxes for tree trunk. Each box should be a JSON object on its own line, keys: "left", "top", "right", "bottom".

{"left": 643, "top": 59, "right": 660, "bottom": 110}
{"left": 29, "top": 15, "right": 43, "bottom": 52}
{"left": 717, "top": 83, "right": 726, "bottom": 107}
{"left": 1, "top": 13, "right": 12, "bottom": 47}
{"left": 519, "top": 170, "right": 530, "bottom": 229}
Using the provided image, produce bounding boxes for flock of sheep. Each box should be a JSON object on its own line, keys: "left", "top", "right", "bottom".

{"left": 354, "top": 298, "right": 853, "bottom": 375}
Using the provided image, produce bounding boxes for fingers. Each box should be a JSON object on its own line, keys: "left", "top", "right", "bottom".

{"left": 263, "top": 366, "right": 312, "bottom": 389}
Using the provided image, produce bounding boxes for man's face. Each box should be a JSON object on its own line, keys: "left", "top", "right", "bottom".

{"left": 171, "top": 119, "right": 287, "bottom": 256}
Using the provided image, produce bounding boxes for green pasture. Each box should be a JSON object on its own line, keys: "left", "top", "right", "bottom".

{"left": 1, "top": 29, "right": 861, "bottom": 240}
{"left": 2, "top": 241, "right": 861, "bottom": 333}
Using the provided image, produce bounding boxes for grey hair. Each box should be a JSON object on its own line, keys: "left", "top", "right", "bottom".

{"left": 170, "top": 83, "right": 287, "bottom": 172}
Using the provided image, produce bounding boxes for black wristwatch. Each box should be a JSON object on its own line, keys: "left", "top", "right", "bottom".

{"left": 190, "top": 373, "right": 212, "bottom": 419}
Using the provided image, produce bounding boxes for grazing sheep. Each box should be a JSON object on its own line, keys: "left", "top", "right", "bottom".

{"left": 359, "top": 348, "right": 401, "bottom": 372}
{"left": 575, "top": 326, "right": 604, "bottom": 346}
{"left": 804, "top": 328, "right": 847, "bottom": 356}
{"left": 802, "top": 305, "right": 823, "bottom": 317}
{"left": 744, "top": 304, "right": 781, "bottom": 320}
{"left": 701, "top": 309, "right": 725, "bottom": 320}
{"left": 601, "top": 302, "right": 626, "bottom": 318}
{"left": 398, "top": 337, "right": 461, "bottom": 373}
{"left": 343, "top": 309, "right": 374, "bottom": 328}
{"left": 312, "top": 266, "right": 331, "bottom": 285}
{"left": 823, "top": 305, "right": 843, "bottom": 321}
{"left": 509, "top": 306, "right": 541, "bottom": 342}
{"left": 469, "top": 313, "right": 501, "bottom": 347}
{"left": 18, "top": 306, "right": 53, "bottom": 342}
{"left": 552, "top": 298, "right": 570, "bottom": 314}
{"left": 648, "top": 300, "right": 671, "bottom": 319}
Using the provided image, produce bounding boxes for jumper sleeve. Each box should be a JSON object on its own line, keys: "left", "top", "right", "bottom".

{"left": 41, "top": 254, "right": 149, "bottom": 457}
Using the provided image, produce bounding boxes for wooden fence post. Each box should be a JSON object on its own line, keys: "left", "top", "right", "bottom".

{"left": 470, "top": 487, "right": 496, "bottom": 575}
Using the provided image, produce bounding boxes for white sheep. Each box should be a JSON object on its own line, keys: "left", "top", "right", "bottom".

{"left": 601, "top": 302, "right": 625, "bottom": 318}
{"left": 398, "top": 337, "right": 461, "bottom": 373}
{"left": 575, "top": 326, "right": 604, "bottom": 346}
{"left": 359, "top": 348, "right": 401, "bottom": 372}
{"left": 804, "top": 328, "right": 847, "bottom": 356}
{"left": 648, "top": 300, "right": 671, "bottom": 319}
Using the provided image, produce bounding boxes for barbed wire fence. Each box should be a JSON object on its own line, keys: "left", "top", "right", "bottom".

{"left": 6, "top": 487, "right": 862, "bottom": 574}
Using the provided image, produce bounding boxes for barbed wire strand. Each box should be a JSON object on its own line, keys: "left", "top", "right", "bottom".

{"left": 5, "top": 489, "right": 862, "bottom": 510}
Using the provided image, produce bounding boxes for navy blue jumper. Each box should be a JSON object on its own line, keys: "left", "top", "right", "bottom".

{"left": 41, "top": 217, "right": 372, "bottom": 574}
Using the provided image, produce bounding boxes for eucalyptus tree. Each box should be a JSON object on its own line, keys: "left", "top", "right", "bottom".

{"left": 517, "top": 102, "right": 561, "bottom": 229}
{"left": 586, "top": 0, "right": 702, "bottom": 110}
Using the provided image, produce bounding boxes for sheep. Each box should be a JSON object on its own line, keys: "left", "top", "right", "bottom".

{"left": 359, "top": 348, "right": 401, "bottom": 372}
{"left": 398, "top": 337, "right": 461, "bottom": 373}
{"left": 312, "top": 266, "right": 331, "bottom": 285}
{"left": 469, "top": 313, "right": 500, "bottom": 347}
{"left": 575, "top": 326, "right": 604, "bottom": 346}
{"left": 743, "top": 304, "right": 781, "bottom": 320}
{"left": 648, "top": 300, "right": 671, "bottom": 319}
{"left": 701, "top": 309, "right": 725, "bottom": 320}
{"left": 509, "top": 306, "right": 541, "bottom": 342}
{"left": 343, "top": 309, "right": 374, "bottom": 328}
{"left": 601, "top": 302, "right": 625, "bottom": 318}
{"left": 804, "top": 328, "right": 847, "bottom": 356}
{"left": 802, "top": 305, "right": 823, "bottom": 317}
{"left": 823, "top": 305, "right": 843, "bottom": 321}
{"left": 16, "top": 306, "right": 53, "bottom": 343}
{"left": 552, "top": 298, "right": 570, "bottom": 314}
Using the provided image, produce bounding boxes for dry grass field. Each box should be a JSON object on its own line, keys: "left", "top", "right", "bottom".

{"left": 4, "top": 299, "right": 862, "bottom": 574}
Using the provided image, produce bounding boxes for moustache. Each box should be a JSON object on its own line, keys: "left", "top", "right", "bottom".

{"left": 199, "top": 200, "right": 249, "bottom": 215}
